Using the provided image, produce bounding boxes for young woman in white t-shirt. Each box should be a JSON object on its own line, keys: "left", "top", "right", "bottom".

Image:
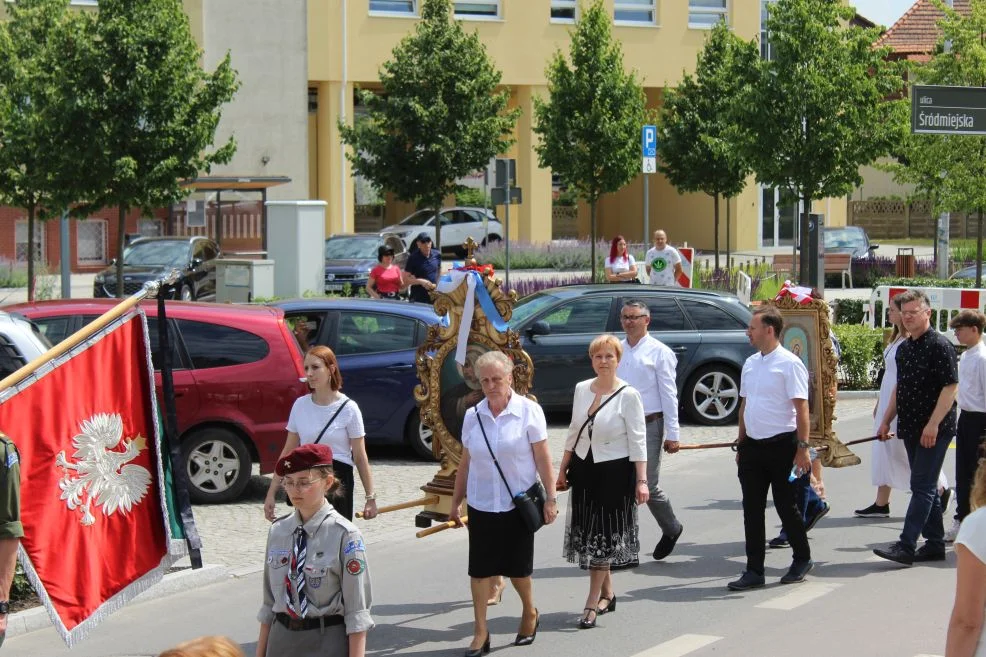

{"left": 264, "top": 345, "right": 378, "bottom": 522}
{"left": 946, "top": 456, "right": 986, "bottom": 656}
{"left": 604, "top": 235, "right": 638, "bottom": 283}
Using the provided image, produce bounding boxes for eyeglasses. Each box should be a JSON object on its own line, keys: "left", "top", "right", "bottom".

{"left": 281, "top": 478, "right": 320, "bottom": 491}
{"left": 900, "top": 309, "right": 929, "bottom": 317}
{"left": 621, "top": 314, "right": 647, "bottom": 321}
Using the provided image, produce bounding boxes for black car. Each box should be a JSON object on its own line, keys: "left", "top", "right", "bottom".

{"left": 823, "top": 226, "right": 878, "bottom": 260}
{"left": 508, "top": 285, "right": 756, "bottom": 425}
{"left": 324, "top": 233, "right": 407, "bottom": 294}
{"left": 93, "top": 236, "right": 220, "bottom": 300}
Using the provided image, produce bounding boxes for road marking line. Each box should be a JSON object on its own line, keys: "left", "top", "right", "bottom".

{"left": 913, "top": 654, "right": 944, "bottom": 657}
{"left": 755, "top": 582, "right": 841, "bottom": 610}
{"left": 630, "top": 634, "right": 723, "bottom": 657}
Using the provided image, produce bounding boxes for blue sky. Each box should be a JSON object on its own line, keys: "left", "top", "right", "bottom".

{"left": 851, "top": 0, "right": 914, "bottom": 28}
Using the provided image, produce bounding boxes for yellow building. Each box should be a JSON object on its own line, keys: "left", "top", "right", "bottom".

{"left": 309, "top": 0, "right": 847, "bottom": 251}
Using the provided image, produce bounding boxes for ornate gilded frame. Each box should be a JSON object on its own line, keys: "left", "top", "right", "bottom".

{"left": 768, "top": 296, "right": 860, "bottom": 467}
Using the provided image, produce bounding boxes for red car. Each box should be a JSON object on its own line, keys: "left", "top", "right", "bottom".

{"left": 6, "top": 299, "right": 308, "bottom": 504}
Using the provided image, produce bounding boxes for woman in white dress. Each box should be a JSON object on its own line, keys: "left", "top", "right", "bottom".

{"left": 855, "top": 297, "right": 950, "bottom": 518}
{"left": 945, "top": 453, "right": 986, "bottom": 656}
{"left": 604, "top": 236, "right": 638, "bottom": 283}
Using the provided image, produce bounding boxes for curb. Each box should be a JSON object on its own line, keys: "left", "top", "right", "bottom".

{"left": 7, "top": 563, "right": 229, "bottom": 639}
{"left": 837, "top": 390, "right": 879, "bottom": 400}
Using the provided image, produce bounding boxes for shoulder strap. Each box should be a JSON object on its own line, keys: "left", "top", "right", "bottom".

{"left": 473, "top": 406, "right": 518, "bottom": 497}
{"left": 570, "top": 385, "right": 629, "bottom": 453}
{"left": 314, "top": 398, "right": 350, "bottom": 445}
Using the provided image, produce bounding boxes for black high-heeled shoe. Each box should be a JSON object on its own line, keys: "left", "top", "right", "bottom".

{"left": 515, "top": 609, "right": 540, "bottom": 646}
{"left": 579, "top": 607, "right": 597, "bottom": 629}
{"left": 464, "top": 633, "right": 491, "bottom": 657}
{"left": 596, "top": 594, "right": 617, "bottom": 615}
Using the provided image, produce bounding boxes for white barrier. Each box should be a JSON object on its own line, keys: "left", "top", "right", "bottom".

{"left": 868, "top": 285, "right": 986, "bottom": 344}
{"left": 736, "top": 270, "right": 752, "bottom": 306}
{"left": 677, "top": 246, "right": 694, "bottom": 288}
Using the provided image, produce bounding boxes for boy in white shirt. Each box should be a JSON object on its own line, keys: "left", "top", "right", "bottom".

{"left": 644, "top": 230, "right": 683, "bottom": 286}
{"left": 947, "top": 310, "right": 986, "bottom": 542}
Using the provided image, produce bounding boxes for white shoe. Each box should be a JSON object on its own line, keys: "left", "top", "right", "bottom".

{"left": 944, "top": 518, "right": 961, "bottom": 543}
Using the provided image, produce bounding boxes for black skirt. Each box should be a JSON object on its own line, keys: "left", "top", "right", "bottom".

{"left": 467, "top": 505, "right": 535, "bottom": 578}
{"left": 563, "top": 449, "right": 639, "bottom": 570}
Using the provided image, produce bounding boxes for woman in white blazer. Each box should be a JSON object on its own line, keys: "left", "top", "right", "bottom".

{"left": 557, "top": 334, "right": 648, "bottom": 630}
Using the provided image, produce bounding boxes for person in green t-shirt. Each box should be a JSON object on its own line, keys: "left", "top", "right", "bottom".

{"left": 0, "top": 433, "right": 22, "bottom": 645}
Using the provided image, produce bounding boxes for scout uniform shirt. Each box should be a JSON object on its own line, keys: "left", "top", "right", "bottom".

{"left": 0, "top": 433, "right": 23, "bottom": 541}
{"left": 258, "top": 502, "right": 373, "bottom": 634}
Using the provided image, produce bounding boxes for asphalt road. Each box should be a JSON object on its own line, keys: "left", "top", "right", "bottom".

{"left": 5, "top": 399, "right": 961, "bottom": 657}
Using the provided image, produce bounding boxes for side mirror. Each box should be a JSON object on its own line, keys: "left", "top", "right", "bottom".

{"left": 526, "top": 320, "right": 550, "bottom": 339}
{"left": 191, "top": 257, "right": 203, "bottom": 267}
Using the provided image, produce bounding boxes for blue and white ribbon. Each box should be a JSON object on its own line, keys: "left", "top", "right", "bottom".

{"left": 436, "top": 270, "right": 509, "bottom": 365}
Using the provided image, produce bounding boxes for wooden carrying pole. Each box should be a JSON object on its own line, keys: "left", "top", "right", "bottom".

{"left": 0, "top": 273, "right": 178, "bottom": 393}
{"left": 356, "top": 495, "right": 439, "bottom": 519}
{"left": 675, "top": 436, "right": 882, "bottom": 452}
{"left": 416, "top": 516, "right": 467, "bottom": 538}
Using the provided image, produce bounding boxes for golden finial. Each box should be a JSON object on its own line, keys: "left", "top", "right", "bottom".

{"left": 463, "top": 237, "right": 479, "bottom": 267}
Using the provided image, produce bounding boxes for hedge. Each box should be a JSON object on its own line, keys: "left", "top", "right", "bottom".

{"left": 832, "top": 324, "right": 884, "bottom": 390}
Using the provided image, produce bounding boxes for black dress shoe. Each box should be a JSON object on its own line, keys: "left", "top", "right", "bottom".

{"left": 780, "top": 559, "right": 814, "bottom": 584}
{"left": 578, "top": 608, "right": 597, "bottom": 629}
{"left": 464, "top": 633, "right": 490, "bottom": 657}
{"left": 873, "top": 542, "right": 914, "bottom": 566}
{"left": 653, "top": 525, "right": 684, "bottom": 560}
{"left": 596, "top": 594, "right": 616, "bottom": 615}
{"left": 727, "top": 570, "right": 765, "bottom": 591}
{"left": 913, "top": 545, "right": 947, "bottom": 562}
{"left": 768, "top": 534, "right": 790, "bottom": 549}
{"left": 515, "top": 610, "right": 540, "bottom": 646}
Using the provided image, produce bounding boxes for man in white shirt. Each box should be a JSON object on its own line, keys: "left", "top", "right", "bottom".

{"left": 947, "top": 310, "right": 986, "bottom": 542}
{"left": 728, "top": 306, "right": 813, "bottom": 591}
{"left": 644, "top": 230, "right": 683, "bottom": 287}
{"left": 616, "top": 300, "right": 684, "bottom": 560}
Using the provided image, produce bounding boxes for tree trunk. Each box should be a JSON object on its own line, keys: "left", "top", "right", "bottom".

{"left": 799, "top": 193, "right": 811, "bottom": 286}
{"left": 27, "top": 205, "right": 36, "bottom": 303}
{"left": 726, "top": 199, "right": 731, "bottom": 270}
{"left": 590, "top": 200, "right": 598, "bottom": 282}
{"left": 713, "top": 193, "right": 720, "bottom": 271}
{"left": 432, "top": 203, "right": 443, "bottom": 257}
{"left": 116, "top": 205, "right": 127, "bottom": 298}
{"left": 977, "top": 207, "right": 984, "bottom": 289}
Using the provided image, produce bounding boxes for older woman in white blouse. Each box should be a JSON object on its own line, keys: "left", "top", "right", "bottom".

{"left": 557, "top": 334, "right": 648, "bottom": 630}
{"left": 450, "top": 351, "right": 558, "bottom": 656}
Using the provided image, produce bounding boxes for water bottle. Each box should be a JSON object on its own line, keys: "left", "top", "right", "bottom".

{"left": 788, "top": 464, "right": 804, "bottom": 482}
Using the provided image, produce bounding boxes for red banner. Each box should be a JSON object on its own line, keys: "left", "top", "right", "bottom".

{"left": 0, "top": 310, "right": 183, "bottom": 646}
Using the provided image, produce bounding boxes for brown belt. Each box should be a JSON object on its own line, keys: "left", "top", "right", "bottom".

{"left": 275, "top": 612, "right": 344, "bottom": 631}
{"left": 644, "top": 412, "right": 664, "bottom": 423}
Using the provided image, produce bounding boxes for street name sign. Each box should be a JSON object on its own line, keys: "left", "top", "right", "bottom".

{"left": 642, "top": 125, "right": 657, "bottom": 173}
{"left": 912, "top": 85, "right": 986, "bottom": 136}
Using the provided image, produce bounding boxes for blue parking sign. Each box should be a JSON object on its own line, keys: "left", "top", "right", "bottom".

{"left": 642, "top": 125, "right": 657, "bottom": 158}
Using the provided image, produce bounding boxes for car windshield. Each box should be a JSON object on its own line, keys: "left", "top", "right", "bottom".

{"left": 397, "top": 210, "right": 437, "bottom": 227}
{"left": 824, "top": 228, "right": 865, "bottom": 250}
{"left": 324, "top": 236, "right": 383, "bottom": 260}
{"left": 123, "top": 241, "right": 189, "bottom": 266}
{"left": 508, "top": 292, "right": 564, "bottom": 328}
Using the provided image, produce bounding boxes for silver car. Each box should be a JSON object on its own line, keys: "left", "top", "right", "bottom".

{"left": 0, "top": 311, "right": 53, "bottom": 380}
{"left": 382, "top": 206, "right": 502, "bottom": 256}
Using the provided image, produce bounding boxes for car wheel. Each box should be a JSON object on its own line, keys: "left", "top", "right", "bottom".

{"left": 483, "top": 235, "right": 502, "bottom": 246}
{"left": 181, "top": 428, "right": 252, "bottom": 503}
{"left": 405, "top": 408, "right": 437, "bottom": 460}
{"left": 180, "top": 284, "right": 195, "bottom": 301}
{"left": 683, "top": 364, "right": 741, "bottom": 426}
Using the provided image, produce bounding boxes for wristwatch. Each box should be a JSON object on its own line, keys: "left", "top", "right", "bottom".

{"left": 796, "top": 440, "right": 811, "bottom": 449}
{"left": 0, "top": 601, "right": 9, "bottom": 615}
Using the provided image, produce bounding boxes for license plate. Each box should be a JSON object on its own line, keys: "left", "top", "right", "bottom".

{"left": 325, "top": 283, "right": 344, "bottom": 291}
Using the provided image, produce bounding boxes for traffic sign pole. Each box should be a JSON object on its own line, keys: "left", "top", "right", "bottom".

{"left": 642, "top": 125, "right": 657, "bottom": 245}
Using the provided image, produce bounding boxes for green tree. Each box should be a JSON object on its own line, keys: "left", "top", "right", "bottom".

{"left": 83, "top": 0, "right": 239, "bottom": 297}
{"left": 738, "top": 0, "right": 907, "bottom": 285}
{"left": 339, "top": 0, "right": 518, "bottom": 256}
{"left": 533, "top": 0, "right": 646, "bottom": 279}
{"left": 894, "top": 0, "right": 986, "bottom": 286}
{"left": 0, "top": 0, "right": 92, "bottom": 301}
{"left": 657, "top": 21, "right": 759, "bottom": 271}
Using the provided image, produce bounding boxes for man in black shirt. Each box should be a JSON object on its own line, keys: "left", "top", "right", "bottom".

{"left": 403, "top": 232, "right": 441, "bottom": 304}
{"left": 874, "top": 289, "right": 958, "bottom": 565}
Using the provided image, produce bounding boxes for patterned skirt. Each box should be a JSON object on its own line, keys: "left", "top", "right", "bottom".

{"left": 562, "top": 449, "right": 639, "bottom": 570}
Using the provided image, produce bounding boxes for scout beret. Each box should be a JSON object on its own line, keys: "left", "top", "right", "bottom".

{"left": 275, "top": 443, "right": 334, "bottom": 476}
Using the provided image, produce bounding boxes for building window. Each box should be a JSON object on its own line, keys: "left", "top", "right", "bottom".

{"left": 369, "top": 0, "right": 416, "bottom": 15}
{"left": 551, "top": 0, "right": 576, "bottom": 22}
{"left": 454, "top": 0, "right": 499, "bottom": 19}
{"left": 690, "top": 0, "right": 727, "bottom": 28}
{"left": 761, "top": 0, "right": 776, "bottom": 60}
{"left": 137, "top": 218, "right": 163, "bottom": 237}
{"left": 14, "top": 220, "right": 44, "bottom": 264}
{"left": 77, "top": 219, "right": 108, "bottom": 266}
{"left": 614, "top": 0, "right": 656, "bottom": 25}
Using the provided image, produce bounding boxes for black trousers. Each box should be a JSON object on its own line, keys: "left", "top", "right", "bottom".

{"left": 331, "top": 460, "right": 355, "bottom": 521}
{"left": 737, "top": 433, "right": 811, "bottom": 575}
{"left": 956, "top": 411, "right": 986, "bottom": 520}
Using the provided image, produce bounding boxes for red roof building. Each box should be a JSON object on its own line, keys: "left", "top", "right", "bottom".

{"left": 876, "top": 0, "right": 971, "bottom": 62}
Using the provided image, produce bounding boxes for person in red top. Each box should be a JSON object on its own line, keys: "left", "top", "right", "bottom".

{"left": 367, "top": 245, "right": 405, "bottom": 300}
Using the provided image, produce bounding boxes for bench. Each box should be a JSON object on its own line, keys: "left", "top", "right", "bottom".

{"left": 772, "top": 252, "right": 853, "bottom": 288}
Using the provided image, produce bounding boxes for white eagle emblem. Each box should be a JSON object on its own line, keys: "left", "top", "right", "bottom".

{"left": 55, "top": 413, "right": 152, "bottom": 526}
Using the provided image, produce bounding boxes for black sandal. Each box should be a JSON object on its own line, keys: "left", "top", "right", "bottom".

{"left": 596, "top": 594, "right": 616, "bottom": 615}
{"left": 579, "top": 607, "right": 597, "bottom": 629}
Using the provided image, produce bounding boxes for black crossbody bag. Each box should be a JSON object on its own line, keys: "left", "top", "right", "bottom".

{"left": 565, "top": 385, "right": 628, "bottom": 488}
{"left": 286, "top": 398, "right": 349, "bottom": 507}
{"left": 474, "top": 407, "right": 547, "bottom": 534}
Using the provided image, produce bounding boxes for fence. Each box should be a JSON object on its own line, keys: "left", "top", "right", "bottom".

{"left": 868, "top": 285, "right": 986, "bottom": 344}
{"left": 552, "top": 205, "right": 578, "bottom": 239}
{"left": 849, "top": 199, "right": 982, "bottom": 239}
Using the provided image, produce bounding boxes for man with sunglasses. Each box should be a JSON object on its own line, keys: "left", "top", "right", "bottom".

{"left": 616, "top": 300, "right": 684, "bottom": 560}
{"left": 875, "top": 289, "right": 959, "bottom": 565}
